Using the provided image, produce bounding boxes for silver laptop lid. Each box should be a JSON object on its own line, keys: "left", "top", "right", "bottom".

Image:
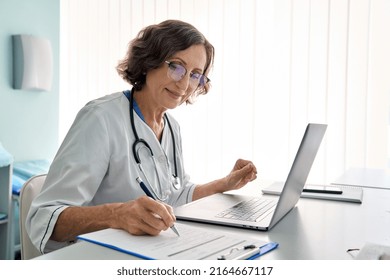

{"left": 269, "top": 123, "right": 327, "bottom": 228}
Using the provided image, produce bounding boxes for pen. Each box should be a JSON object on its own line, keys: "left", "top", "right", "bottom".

{"left": 136, "top": 177, "right": 180, "bottom": 237}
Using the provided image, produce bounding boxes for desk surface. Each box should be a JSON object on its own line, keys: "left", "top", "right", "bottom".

{"left": 34, "top": 180, "right": 390, "bottom": 260}
{"left": 333, "top": 168, "right": 390, "bottom": 190}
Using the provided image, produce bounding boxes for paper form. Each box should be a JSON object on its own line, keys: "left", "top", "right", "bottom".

{"left": 78, "top": 223, "right": 269, "bottom": 260}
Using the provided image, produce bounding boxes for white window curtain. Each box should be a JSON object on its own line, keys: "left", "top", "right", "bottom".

{"left": 60, "top": 0, "right": 390, "bottom": 184}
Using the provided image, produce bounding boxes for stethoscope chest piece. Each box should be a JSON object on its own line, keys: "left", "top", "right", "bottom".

{"left": 172, "top": 175, "right": 181, "bottom": 190}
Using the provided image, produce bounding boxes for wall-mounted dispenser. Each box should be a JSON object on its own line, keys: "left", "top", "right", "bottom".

{"left": 12, "top": 34, "right": 53, "bottom": 91}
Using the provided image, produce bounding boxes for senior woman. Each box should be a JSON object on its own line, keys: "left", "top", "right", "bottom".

{"left": 26, "top": 19, "right": 257, "bottom": 254}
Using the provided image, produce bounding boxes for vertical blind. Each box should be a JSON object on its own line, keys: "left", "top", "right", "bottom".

{"left": 60, "top": 0, "right": 390, "bottom": 184}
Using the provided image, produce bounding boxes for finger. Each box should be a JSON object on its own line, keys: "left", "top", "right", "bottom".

{"left": 130, "top": 221, "right": 162, "bottom": 236}
{"left": 140, "top": 211, "right": 171, "bottom": 233}
{"left": 162, "top": 203, "right": 176, "bottom": 221}
{"left": 141, "top": 197, "right": 176, "bottom": 229}
{"left": 235, "top": 159, "right": 256, "bottom": 170}
{"left": 246, "top": 164, "right": 258, "bottom": 180}
{"left": 233, "top": 163, "right": 256, "bottom": 180}
{"left": 123, "top": 197, "right": 169, "bottom": 234}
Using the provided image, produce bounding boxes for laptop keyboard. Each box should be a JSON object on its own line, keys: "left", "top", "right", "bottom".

{"left": 215, "top": 198, "right": 277, "bottom": 222}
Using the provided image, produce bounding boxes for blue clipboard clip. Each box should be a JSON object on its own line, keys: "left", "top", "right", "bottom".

{"left": 247, "top": 242, "right": 279, "bottom": 260}
{"left": 217, "top": 242, "right": 278, "bottom": 260}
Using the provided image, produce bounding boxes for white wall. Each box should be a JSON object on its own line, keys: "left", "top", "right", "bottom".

{"left": 60, "top": 0, "right": 390, "bottom": 184}
{"left": 0, "top": 0, "right": 60, "bottom": 162}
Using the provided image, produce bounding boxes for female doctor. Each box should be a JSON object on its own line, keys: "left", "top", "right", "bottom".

{"left": 26, "top": 19, "right": 257, "bottom": 254}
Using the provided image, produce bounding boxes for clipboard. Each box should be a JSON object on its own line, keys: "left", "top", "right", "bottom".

{"left": 78, "top": 223, "right": 278, "bottom": 260}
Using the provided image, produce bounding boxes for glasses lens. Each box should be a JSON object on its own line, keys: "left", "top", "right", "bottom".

{"left": 166, "top": 61, "right": 209, "bottom": 88}
{"left": 188, "top": 72, "right": 200, "bottom": 86}
{"left": 167, "top": 62, "right": 186, "bottom": 82}
{"left": 198, "top": 75, "right": 208, "bottom": 87}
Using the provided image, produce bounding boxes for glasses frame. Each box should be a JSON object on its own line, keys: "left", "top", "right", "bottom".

{"left": 165, "top": 61, "right": 210, "bottom": 88}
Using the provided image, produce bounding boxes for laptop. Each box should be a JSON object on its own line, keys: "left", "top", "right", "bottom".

{"left": 174, "top": 123, "right": 327, "bottom": 231}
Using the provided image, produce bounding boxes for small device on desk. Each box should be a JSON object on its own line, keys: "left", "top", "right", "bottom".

{"left": 303, "top": 185, "right": 343, "bottom": 194}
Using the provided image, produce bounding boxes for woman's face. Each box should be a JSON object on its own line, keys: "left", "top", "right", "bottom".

{"left": 144, "top": 44, "right": 207, "bottom": 110}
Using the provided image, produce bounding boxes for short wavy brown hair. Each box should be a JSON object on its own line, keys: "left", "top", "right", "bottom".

{"left": 117, "top": 20, "right": 214, "bottom": 102}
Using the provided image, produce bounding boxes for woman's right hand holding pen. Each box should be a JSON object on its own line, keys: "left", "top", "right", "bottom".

{"left": 114, "top": 196, "right": 177, "bottom": 236}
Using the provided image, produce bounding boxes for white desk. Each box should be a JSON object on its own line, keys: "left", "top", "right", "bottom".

{"left": 34, "top": 180, "right": 390, "bottom": 260}
{"left": 333, "top": 168, "right": 390, "bottom": 190}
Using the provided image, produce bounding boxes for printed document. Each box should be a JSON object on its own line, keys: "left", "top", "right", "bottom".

{"left": 78, "top": 223, "right": 271, "bottom": 260}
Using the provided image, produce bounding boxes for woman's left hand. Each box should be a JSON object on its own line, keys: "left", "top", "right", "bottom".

{"left": 192, "top": 159, "right": 258, "bottom": 201}
{"left": 223, "top": 159, "right": 257, "bottom": 192}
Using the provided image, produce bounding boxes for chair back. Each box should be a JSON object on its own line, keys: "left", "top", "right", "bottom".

{"left": 19, "top": 174, "right": 46, "bottom": 259}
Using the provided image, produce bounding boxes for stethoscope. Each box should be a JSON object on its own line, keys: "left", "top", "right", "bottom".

{"left": 125, "top": 89, "right": 181, "bottom": 200}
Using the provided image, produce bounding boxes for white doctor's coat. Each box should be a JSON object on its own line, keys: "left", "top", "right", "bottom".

{"left": 26, "top": 91, "right": 196, "bottom": 253}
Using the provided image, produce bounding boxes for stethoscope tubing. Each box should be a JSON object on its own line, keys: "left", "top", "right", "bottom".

{"left": 127, "top": 89, "right": 180, "bottom": 193}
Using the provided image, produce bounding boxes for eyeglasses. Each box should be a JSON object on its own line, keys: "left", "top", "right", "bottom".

{"left": 165, "top": 61, "right": 210, "bottom": 88}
